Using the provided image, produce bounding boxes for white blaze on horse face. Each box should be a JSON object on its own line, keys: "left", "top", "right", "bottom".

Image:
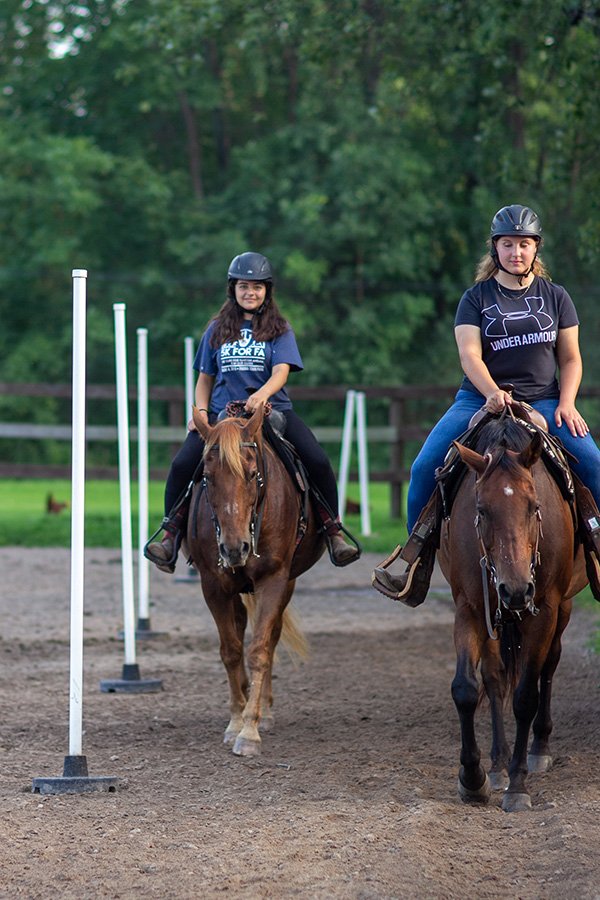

{"left": 504, "top": 485, "right": 514, "bottom": 497}
{"left": 223, "top": 502, "right": 240, "bottom": 516}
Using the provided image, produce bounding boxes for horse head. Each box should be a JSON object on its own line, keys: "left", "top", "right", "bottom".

{"left": 193, "top": 404, "right": 265, "bottom": 569}
{"left": 453, "top": 428, "right": 543, "bottom": 613}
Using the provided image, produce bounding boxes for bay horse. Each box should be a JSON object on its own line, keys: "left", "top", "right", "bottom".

{"left": 184, "top": 403, "right": 325, "bottom": 757}
{"left": 437, "top": 413, "right": 588, "bottom": 811}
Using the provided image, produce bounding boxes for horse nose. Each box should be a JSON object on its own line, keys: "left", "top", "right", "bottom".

{"left": 219, "top": 540, "right": 251, "bottom": 568}
{"left": 498, "top": 580, "right": 535, "bottom": 611}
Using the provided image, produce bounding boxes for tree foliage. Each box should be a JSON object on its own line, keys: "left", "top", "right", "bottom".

{"left": 2, "top": 0, "right": 600, "bottom": 399}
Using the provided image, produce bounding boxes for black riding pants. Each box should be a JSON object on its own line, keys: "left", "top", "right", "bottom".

{"left": 163, "top": 410, "right": 339, "bottom": 518}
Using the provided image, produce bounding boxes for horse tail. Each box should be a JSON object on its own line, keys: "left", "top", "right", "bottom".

{"left": 499, "top": 621, "right": 522, "bottom": 700}
{"left": 240, "top": 593, "right": 310, "bottom": 666}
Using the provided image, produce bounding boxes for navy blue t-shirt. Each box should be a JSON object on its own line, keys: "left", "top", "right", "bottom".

{"left": 454, "top": 276, "right": 579, "bottom": 402}
{"left": 194, "top": 320, "right": 303, "bottom": 413}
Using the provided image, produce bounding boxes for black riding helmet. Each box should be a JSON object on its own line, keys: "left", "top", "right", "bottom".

{"left": 490, "top": 205, "right": 542, "bottom": 284}
{"left": 227, "top": 252, "right": 273, "bottom": 314}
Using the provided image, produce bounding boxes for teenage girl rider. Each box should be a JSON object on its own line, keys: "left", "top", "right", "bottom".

{"left": 145, "top": 252, "right": 361, "bottom": 572}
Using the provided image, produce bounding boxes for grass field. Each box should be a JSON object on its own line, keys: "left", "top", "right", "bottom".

{"left": 0, "top": 479, "right": 406, "bottom": 554}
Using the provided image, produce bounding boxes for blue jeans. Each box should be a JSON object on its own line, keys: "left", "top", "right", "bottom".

{"left": 407, "top": 389, "right": 600, "bottom": 532}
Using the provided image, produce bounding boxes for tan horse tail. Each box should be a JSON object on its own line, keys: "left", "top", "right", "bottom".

{"left": 240, "top": 592, "right": 310, "bottom": 666}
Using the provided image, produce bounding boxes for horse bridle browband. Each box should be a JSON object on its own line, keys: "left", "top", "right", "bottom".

{"left": 474, "top": 460, "right": 543, "bottom": 641}
{"left": 201, "top": 438, "right": 267, "bottom": 569}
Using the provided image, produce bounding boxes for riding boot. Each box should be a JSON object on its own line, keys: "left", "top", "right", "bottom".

{"left": 572, "top": 474, "right": 600, "bottom": 601}
{"left": 372, "top": 541, "right": 437, "bottom": 607}
{"left": 372, "top": 488, "right": 441, "bottom": 606}
{"left": 328, "top": 526, "right": 361, "bottom": 567}
{"left": 144, "top": 504, "right": 188, "bottom": 574}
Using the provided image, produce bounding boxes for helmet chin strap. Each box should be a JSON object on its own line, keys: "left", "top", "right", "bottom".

{"left": 491, "top": 242, "right": 538, "bottom": 286}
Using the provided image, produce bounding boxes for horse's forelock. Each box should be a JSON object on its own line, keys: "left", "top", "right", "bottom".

{"left": 203, "top": 418, "right": 246, "bottom": 478}
{"left": 475, "top": 418, "right": 535, "bottom": 486}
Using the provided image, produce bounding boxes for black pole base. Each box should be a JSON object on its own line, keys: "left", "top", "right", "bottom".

{"left": 117, "top": 618, "right": 169, "bottom": 641}
{"left": 99, "top": 663, "right": 163, "bottom": 694}
{"left": 32, "top": 755, "right": 118, "bottom": 794}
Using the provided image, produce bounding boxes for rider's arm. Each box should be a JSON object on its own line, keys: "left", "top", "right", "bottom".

{"left": 245, "top": 363, "right": 291, "bottom": 413}
{"left": 555, "top": 326, "right": 588, "bottom": 436}
{"left": 454, "top": 324, "right": 512, "bottom": 413}
{"left": 191, "top": 373, "right": 215, "bottom": 430}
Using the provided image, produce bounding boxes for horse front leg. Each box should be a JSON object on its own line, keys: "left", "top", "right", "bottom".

{"left": 528, "top": 597, "right": 572, "bottom": 774}
{"left": 503, "top": 605, "right": 559, "bottom": 812}
{"left": 233, "top": 574, "right": 291, "bottom": 757}
{"left": 202, "top": 586, "right": 248, "bottom": 746}
{"left": 480, "top": 638, "right": 511, "bottom": 790}
{"left": 452, "top": 604, "right": 492, "bottom": 804}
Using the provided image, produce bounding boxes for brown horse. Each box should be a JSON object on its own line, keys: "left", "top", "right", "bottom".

{"left": 184, "top": 404, "right": 325, "bottom": 757}
{"left": 438, "top": 414, "right": 588, "bottom": 811}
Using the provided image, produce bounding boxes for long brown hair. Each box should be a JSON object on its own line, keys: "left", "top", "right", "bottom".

{"left": 208, "top": 279, "right": 290, "bottom": 348}
{"left": 474, "top": 239, "right": 551, "bottom": 283}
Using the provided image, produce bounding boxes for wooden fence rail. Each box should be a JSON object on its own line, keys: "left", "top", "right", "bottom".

{"left": 3, "top": 381, "right": 600, "bottom": 517}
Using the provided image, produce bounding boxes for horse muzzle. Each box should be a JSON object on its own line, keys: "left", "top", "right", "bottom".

{"left": 497, "top": 578, "right": 535, "bottom": 613}
{"left": 218, "top": 539, "right": 251, "bottom": 569}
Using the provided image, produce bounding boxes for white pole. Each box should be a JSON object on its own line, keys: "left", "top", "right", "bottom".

{"left": 68, "top": 269, "right": 88, "bottom": 758}
{"left": 356, "top": 392, "right": 371, "bottom": 536}
{"left": 137, "top": 328, "right": 149, "bottom": 621}
{"left": 113, "top": 304, "right": 137, "bottom": 666}
{"left": 338, "top": 390, "right": 356, "bottom": 518}
{"left": 184, "top": 336, "right": 195, "bottom": 423}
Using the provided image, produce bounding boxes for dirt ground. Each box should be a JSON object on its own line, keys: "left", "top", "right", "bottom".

{"left": 2, "top": 547, "right": 600, "bottom": 900}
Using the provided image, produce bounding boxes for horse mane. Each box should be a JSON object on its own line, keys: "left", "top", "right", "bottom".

{"left": 203, "top": 418, "right": 250, "bottom": 478}
{"left": 473, "top": 417, "right": 535, "bottom": 486}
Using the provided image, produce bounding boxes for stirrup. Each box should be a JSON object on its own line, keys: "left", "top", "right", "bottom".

{"left": 324, "top": 522, "right": 362, "bottom": 567}
{"left": 143, "top": 518, "right": 183, "bottom": 570}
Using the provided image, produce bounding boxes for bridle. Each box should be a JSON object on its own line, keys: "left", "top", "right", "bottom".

{"left": 474, "top": 454, "right": 543, "bottom": 641}
{"left": 197, "top": 438, "right": 267, "bottom": 569}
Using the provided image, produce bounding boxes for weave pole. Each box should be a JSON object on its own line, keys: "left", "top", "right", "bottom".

{"left": 32, "top": 270, "right": 117, "bottom": 794}
{"left": 133, "top": 328, "right": 168, "bottom": 636}
{"left": 100, "top": 305, "right": 162, "bottom": 693}
{"left": 355, "top": 391, "right": 371, "bottom": 536}
{"left": 337, "top": 389, "right": 356, "bottom": 518}
{"left": 174, "top": 335, "right": 199, "bottom": 582}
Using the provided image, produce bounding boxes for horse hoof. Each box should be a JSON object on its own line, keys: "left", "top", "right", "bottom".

{"left": 457, "top": 771, "right": 492, "bottom": 804}
{"left": 528, "top": 753, "right": 552, "bottom": 773}
{"left": 259, "top": 714, "right": 274, "bottom": 732}
{"left": 489, "top": 770, "right": 510, "bottom": 791}
{"left": 502, "top": 791, "right": 532, "bottom": 812}
{"left": 232, "top": 735, "right": 261, "bottom": 757}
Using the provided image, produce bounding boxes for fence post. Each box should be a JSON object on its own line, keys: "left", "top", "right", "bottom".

{"left": 390, "top": 397, "right": 406, "bottom": 519}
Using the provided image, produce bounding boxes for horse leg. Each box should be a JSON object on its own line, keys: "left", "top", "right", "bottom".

{"left": 480, "top": 639, "right": 511, "bottom": 790}
{"left": 203, "top": 587, "right": 249, "bottom": 745}
{"left": 528, "top": 597, "right": 572, "bottom": 773}
{"left": 233, "top": 574, "right": 290, "bottom": 757}
{"left": 503, "top": 607, "right": 559, "bottom": 812}
{"left": 452, "top": 604, "right": 492, "bottom": 804}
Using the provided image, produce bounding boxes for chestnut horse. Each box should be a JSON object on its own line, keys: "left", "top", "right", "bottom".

{"left": 438, "top": 414, "right": 588, "bottom": 811}
{"left": 184, "top": 404, "right": 325, "bottom": 757}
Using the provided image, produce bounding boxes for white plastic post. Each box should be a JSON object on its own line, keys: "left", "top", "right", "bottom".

{"left": 184, "top": 336, "right": 195, "bottom": 423}
{"left": 338, "top": 390, "right": 356, "bottom": 518}
{"left": 355, "top": 391, "right": 371, "bottom": 536}
{"left": 113, "top": 304, "right": 137, "bottom": 666}
{"left": 68, "top": 269, "right": 88, "bottom": 758}
{"left": 137, "top": 328, "right": 149, "bottom": 621}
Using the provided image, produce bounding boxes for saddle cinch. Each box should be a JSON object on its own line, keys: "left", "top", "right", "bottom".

{"left": 379, "top": 397, "right": 600, "bottom": 603}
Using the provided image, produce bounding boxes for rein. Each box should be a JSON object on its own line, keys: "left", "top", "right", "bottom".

{"left": 474, "top": 460, "right": 543, "bottom": 641}
{"left": 202, "top": 438, "right": 267, "bottom": 569}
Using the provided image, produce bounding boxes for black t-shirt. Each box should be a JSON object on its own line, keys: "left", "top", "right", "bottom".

{"left": 454, "top": 276, "right": 579, "bottom": 402}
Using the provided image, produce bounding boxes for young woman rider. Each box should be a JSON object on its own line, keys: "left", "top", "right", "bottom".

{"left": 373, "top": 204, "right": 600, "bottom": 605}
{"left": 145, "top": 251, "right": 361, "bottom": 573}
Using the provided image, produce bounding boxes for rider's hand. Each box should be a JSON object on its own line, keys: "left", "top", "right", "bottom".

{"left": 484, "top": 389, "right": 513, "bottom": 414}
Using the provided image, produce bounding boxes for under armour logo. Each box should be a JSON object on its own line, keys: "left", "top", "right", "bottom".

{"left": 482, "top": 297, "right": 554, "bottom": 337}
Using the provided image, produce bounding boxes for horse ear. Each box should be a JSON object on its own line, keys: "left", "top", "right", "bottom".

{"left": 452, "top": 440, "right": 489, "bottom": 475}
{"left": 192, "top": 406, "right": 212, "bottom": 439}
{"left": 518, "top": 430, "right": 543, "bottom": 470}
{"left": 242, "top": 402, "right": 265, "bottom": 439}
